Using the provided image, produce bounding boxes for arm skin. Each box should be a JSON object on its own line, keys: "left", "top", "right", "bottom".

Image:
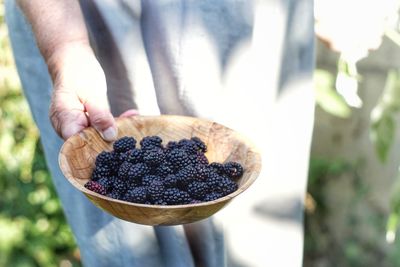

{"left": 17, "top": 0, "right": 119, "bottom": 141}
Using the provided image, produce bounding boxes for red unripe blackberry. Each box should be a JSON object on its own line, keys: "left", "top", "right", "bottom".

{"left": 84, "top": 181, "right": 107, "bottom": 195}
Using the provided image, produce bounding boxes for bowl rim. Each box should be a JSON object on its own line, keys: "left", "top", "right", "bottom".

{"left": 59, "top": 115, "right": 262, "bottom": 209}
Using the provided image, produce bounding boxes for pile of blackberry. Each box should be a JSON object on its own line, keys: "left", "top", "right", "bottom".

{"left": 84, "top": 135, "right": 244, "bottom": 205}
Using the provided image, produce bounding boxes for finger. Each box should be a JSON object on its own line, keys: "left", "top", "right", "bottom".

{"left": 119, "top": 109, "right": 140, "bottom": 118}
{"left": 84, "top": 99, "right": 118, "bottom": 142}
{"left": 49, "top": 88, "right": 88, "bottom": 140}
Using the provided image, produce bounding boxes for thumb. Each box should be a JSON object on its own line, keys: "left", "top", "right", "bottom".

{"left": 84, "top": 96, "right": 118, "bottom": 142}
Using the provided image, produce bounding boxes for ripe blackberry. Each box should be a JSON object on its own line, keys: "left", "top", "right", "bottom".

{"left": 142, "top": 147, "right": 165, "bottom": 166}
{"left": 125, "top": 186, "right": 148, "bottom": 204}
{"left": 209, "top": 162, "right": 225, "bottom": 175}
{"left": 176, "top": 165, "right": 197, "bottom": 189}
{"left": 107, "top": 191, "right": 122, "bottom": 200}
{"left": 187, "top": 181, "right": 210, "bottom": 200}
{"left": 140, "top": 136, "right": 163, "bottom": 150}
{"left": 147, "top": 180, "right": 165, "bottom": 202}
{"left": 155, "top": 162, "right": 174, "bottom": 177}
{"left": 97, "top": 177, "right": 114, "bottom": 193}
{"left": 142, "top": 175, "right": 162, "bottom": 187}
{"left": 84, "top": 181, "right": 107, "bottom": 195}
{"left": 95, "top": 151, "right": 115, "bottom": 166}
{"left": 165, "top": 141, "right": 179, "bottom": 152}
{"left": 178, "top": 138, "right": 198, "bottom": 155}
{"left": 163, "top": 174, "right": 178, "bottom": 188}
{"left": 113, "top": 136, "right": 136, "bottom": 153}
{"left": 153, "top": 199, "right": 168, "bottom": 205}
{"left": 216, "top": 176, "right": 238, "bottom": 196}
{"left": 91, "top": 165, "right": 111, "bottom": 181}
{"left": 191, "top": 137, "right": 207, "bottom": 153}
{"left": 206, "top": 172, "right": 224, "bottom": 188}
{"left": 128, "top": 163, "right": 150, "bottom": 179}
{"left": 118, "top": 161, "right": 133, "bottom": 180}
{"left": 223, "top": 162, "right": 244, "bottom": 179}
{"left": 163, "top": 188, "right": 192, "bottom": 205}
{"left": 190, "top": 151, "right": 209, "bottom": 166}
{"left": 166, "top": 148, "right": 192, "bottom": 171}
{"left": 117, "top": 151, "right": 131, "bottom": 164}
{"left": 195, "top": 165, "right": 213, "bottom": 180}
{"left": 127, "top": 149, "right": 143, "bottom": 164}
{"left": 112, "top": 178, "right": 128, "bottom": 196}
{"left": 203, "top": 192, "right": 223, "bottom": 202}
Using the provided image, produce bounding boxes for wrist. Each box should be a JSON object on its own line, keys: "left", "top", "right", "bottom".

{"left": 46, "top": 41, "right": 94, "bottom": 82}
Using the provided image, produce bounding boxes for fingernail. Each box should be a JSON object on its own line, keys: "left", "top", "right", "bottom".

{"left": 101, "top": 127, "right": 118, "bottom": 141}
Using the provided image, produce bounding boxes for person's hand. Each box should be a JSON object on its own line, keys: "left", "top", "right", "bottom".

{"left": 47, "top": 44, "right": 118, "bottom": 141}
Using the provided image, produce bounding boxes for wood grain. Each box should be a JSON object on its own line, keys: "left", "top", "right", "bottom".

{"left": 59, "top": 115, "right": 262, "bottom": 225}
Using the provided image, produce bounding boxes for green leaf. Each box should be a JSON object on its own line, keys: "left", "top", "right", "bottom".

{"left": 370, "top": 112, "right": 395, "bottom": 163}
{"left": 314, "top": 69, "right": 352, "bottom": 118}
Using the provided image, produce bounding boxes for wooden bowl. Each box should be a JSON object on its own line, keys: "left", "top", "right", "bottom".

{"left": 59, "top": 115, "right": 262, "bottom": 225}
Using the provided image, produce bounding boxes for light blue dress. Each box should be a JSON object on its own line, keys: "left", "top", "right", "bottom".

{"left": 5, "top": 0, "right": 315, "bottom": 266}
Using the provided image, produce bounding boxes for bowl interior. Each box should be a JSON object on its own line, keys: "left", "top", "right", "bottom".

{"left": 59, "top": 115, "right": 262, "bottom": 225}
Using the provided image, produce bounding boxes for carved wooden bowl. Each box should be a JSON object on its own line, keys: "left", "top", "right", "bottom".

{"left": 59, "top": 115, "right": 262, "bottom": 225}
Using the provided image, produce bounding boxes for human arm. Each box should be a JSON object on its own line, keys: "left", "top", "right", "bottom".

{"left": 17, "top": 0, "right": 118, "bottom": 141}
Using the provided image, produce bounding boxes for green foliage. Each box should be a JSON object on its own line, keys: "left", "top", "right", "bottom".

{"left": 314, "top": 69, "right": 352, "bottom": 118}
{"left": 0, "top": 4, "right": 81, "bottom": 266}
{"left": 370, "top": 70, "right": 400, "bottom": 164}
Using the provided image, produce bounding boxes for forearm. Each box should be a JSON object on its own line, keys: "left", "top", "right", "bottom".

{"left": 17, "top": 0, "right": 92, "bottom": 78}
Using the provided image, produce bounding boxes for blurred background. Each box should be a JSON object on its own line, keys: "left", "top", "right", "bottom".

{"left": 2, "top": 0, "right": 400, "bottom": 266}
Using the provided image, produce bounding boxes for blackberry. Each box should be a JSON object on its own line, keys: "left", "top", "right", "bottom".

{"left": 113, "top": 136, "right": 136, "bottom": 153}
{"left": 127, "top": 163, "right": 150, "bottom": 179}
{"left": 107, "top": 191, "right": 122, "bottom": 200}
{"left": 127, "top": 149, "right": 143, "bottom": 164}
{"left": 97, "top": 177, "right": 114, "bottom": 193}
{"left": 112, "top": 178, "right": 128, "bottom": 195}
{"left": 165, "top": 141, "right": 179, "bottom": 152}
{"left": 178, "top": 138, "right": 198, "bottom": 155}
{"left": 153, "top": 199, "right": 168, "bottom": 205}
{"left": 118, "top": 161, "right": 133, "bottom": 180}
{"left": 163, "top": 188, "right": 192, "bottom": 205}
{"left": 195, "top": 165, "right": 213, "bottom": 180}
{"left": 95, "top": 151, "right": 115, "bottom": 166}
{"left": 203, "top": 192, "right": 223, "bottom": 202}
{"left": 191, "top": 137, "right": 207, "bottom": 153}
{"left": 125, "top": 186, "right": 148, "bottom": 204}
{"left": 140, "top": 136, "right": 163, "bottom": 150}
{"left": 176, "top": 165, "right": 197, "bottom": 189}
{"left": 117, "top": 151, "right": 131, "bottom": 164}
{"left": 187, "top": 181, "right": 210, "bottom": 200}
{"left": 147, "top": 180, "right": 165, "bottom": 202}
{"left": 209, "top": 162, "right": 225, "bottom": 175}
{"left": 163, "top": 174, "right": 178, "bottom": 188}
{"left": 166, "top": 148, "right": 192, "bottom": 171}
{"left": 155, "top": 162, "right": 174, "bottom": 177}
{"left": 190, "top": 151, "right": 209, "bottom": 166}
{"left": 91, "top": 165, "right": 111, "bottom": 181}
{"left": 142, "top": 147, "right": 165, "bottom": 166}
{"left": 216, "top": 176, "right": 238, "bottom": 196}
{"left": 142, "top": 175, "right": 162, "bottom": 187}
{"left": 206, "top": 172, "right": 224, "bottom": 188}
{"left": 84, "top": 181, "right": 107, "bottom": 195}
{"left": 223, "top": 162, "right": 244, "bottom": 179}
